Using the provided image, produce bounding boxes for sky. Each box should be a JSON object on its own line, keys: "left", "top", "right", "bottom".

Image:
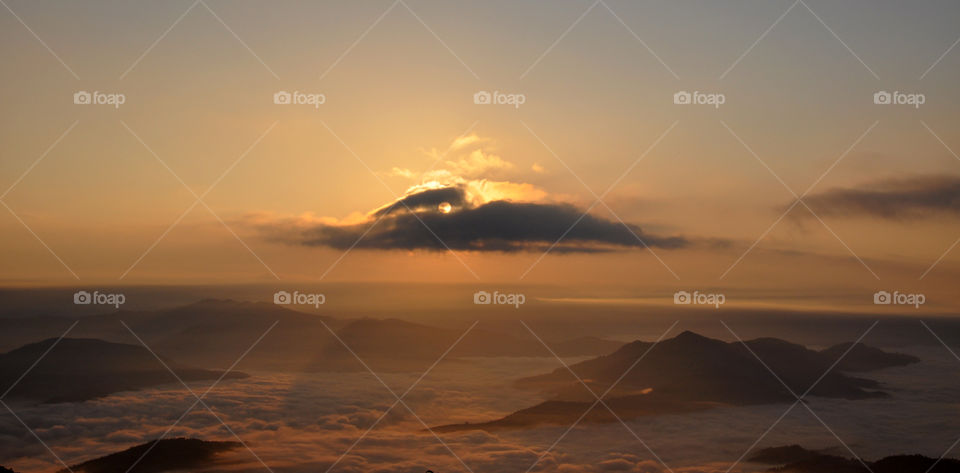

{"left": 1, "top": 0, "right": 960, "bottom": 305}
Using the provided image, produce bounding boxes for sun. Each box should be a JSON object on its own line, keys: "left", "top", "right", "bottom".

{"left": 438, "top": 202, "right": 452, "bottom": 214}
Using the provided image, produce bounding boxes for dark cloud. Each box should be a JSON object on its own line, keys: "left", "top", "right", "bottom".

{"left": 794, "top": 175, "right": 960, "bottom": 220}
{"left": 281, "top": 187, "right": 688, "bottom": 253}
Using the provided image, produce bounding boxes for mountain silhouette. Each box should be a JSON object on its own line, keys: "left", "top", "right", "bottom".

{"left": 515, "top": 330, "right": 915, "bottom": 402}
{"left": 0, "top": 299, "right": 622, "bottom": 373}
{"left": 0, "top": 338, "right": 247, "bottom": 403}
{"left": 58, "top": 438, "right": 240, "bottom": 473}
{"left": 435, "top": 331, "right": 917, "bottom": 432}
{"left": 0, "top": 466, "right": 18, "bottom": 473}
{"left": 748, "top": 445, "right": 960, "bottom": 473}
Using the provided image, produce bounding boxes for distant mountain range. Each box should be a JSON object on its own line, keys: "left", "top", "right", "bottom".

{"left": 748, "top": 444, "right": 960, "bottom": 473}
{"left": 0, "top": 299, "right": 623, "bottom": 372}
{"left": 56, "top": 438, "right": 239, "bottom": 473}
{"left": 435, "top": 331, "right": 918, "bottom": 432}
{"left": 0, "top": 338, "right": 247, "bottom": 403}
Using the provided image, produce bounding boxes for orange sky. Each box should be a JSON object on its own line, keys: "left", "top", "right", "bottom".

{"left": 1, "top": 0, "right": 959, "bottom": 309}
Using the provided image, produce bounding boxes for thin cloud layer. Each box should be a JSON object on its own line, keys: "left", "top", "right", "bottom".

{"left": 794, "top": 175, "right": 960, "bottom": 220}
{"left": 263, "top": 186, "right": 688, "bottom": 253}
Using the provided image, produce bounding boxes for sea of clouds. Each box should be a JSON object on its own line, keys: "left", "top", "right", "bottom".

{"left": 2, "top": 347, "right": 959, "bottom": 473}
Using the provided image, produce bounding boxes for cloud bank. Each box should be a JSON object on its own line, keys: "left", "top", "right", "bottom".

{"left": 794, "top": 174, "right": 960, "bottom": 220}
{"left": 261, "top": 186, "right": 687, "bottom": 253}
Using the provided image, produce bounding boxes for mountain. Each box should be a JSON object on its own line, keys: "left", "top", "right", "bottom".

{"left": 0, "top": 300, "right": 622, "bottom": 373}
{"left": 0, "top": 466, "right": 18, "bottom": 473}
{"left": 748, "top": 445, "right": 960, "bottom": 473}
{"left": 59, "top": 438, "right": 240, "bottom": 473}
{"left": 435, "top": 331, "right": 917, "bottom": 432}
{"left": 0, "top": 338, "right": 247, "bottom": 403}
{"left": 515, "top": 331, "right": 916, "bottom": 403}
